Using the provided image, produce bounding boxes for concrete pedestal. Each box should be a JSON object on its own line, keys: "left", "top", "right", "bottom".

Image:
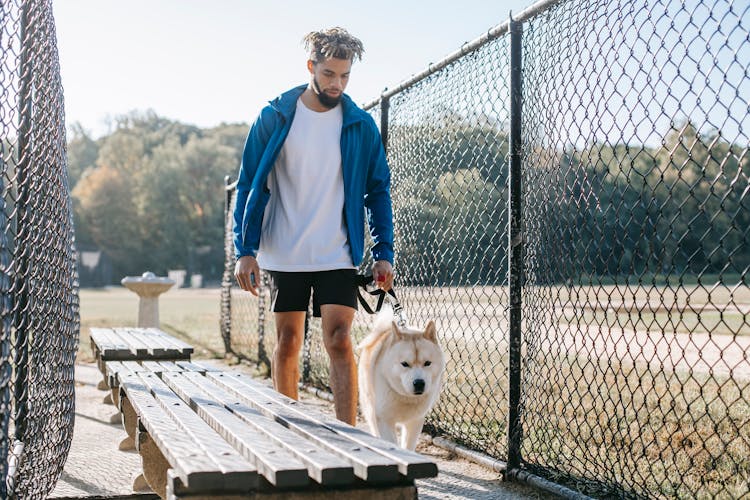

{"left": 121, "top": 271, "right": 175, "bottom": 328}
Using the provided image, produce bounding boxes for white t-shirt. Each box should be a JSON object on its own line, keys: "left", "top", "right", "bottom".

{"left": 257, "top": 98, "right": 354, "bottom": 271}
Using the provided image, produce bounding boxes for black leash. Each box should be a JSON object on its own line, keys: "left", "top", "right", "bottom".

{"left": 356, "top": 274, "right": 406, "bottom": 326}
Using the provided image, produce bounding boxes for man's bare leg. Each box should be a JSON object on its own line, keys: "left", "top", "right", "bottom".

{"left": 320, "top": 304, "right": 357, "bottom": 425}
{"left": 272, "top": 311, "right": 306, "bottom": 400}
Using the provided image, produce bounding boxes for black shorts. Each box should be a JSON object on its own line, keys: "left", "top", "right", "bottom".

{"left": 266, "top": 269, "right": 358, "bottom": 318}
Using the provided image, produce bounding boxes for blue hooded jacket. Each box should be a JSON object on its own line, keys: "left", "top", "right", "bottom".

{"left": 233, "top": 84, "right": 394, "bottom": 266}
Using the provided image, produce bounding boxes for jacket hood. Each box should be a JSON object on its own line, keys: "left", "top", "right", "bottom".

{"left": 269, "top": 84, "right": 369, "bottom": 127}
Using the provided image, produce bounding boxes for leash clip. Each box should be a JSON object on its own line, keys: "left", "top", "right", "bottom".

{"left": 389, "top": 296, "right": 407, "bottom": 327}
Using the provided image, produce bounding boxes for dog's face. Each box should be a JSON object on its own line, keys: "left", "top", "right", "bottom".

{"left": 381, "top": 320, "right": 445, "bottom": 398}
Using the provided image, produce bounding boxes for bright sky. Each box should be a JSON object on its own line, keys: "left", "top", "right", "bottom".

{"left": 53, "top": 0, "right": 534, "bottom": 138}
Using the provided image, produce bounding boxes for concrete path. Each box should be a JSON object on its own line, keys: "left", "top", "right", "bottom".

{"left": 50, "top": 361, "right": 555, "bottom": 499}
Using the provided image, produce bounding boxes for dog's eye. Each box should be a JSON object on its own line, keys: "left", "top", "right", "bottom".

{"left": 424, "top": 361, "right": 432, "bottom": 367}
{"left": 401, "top": 361, "right": 410, "bottom": 367}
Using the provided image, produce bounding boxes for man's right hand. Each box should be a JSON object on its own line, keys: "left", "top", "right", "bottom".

{"left": 234, "top": 255, "right": 260, "bottom": 296}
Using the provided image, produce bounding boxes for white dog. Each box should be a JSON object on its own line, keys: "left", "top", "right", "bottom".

{"left": 357, "top": 308, "right": 445, "bottom": 450}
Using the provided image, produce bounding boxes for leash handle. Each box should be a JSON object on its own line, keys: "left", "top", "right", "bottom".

{"left": 356, "top": 274, "right": 407, "bottom": 326}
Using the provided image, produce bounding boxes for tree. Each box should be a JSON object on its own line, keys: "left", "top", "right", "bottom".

{"left": 72, "top": 164, "right": 143, "bottom": 276}
{"left": 66, "top": 123, "right": 99, "bottom": 188}
{"left": 68, "top": 111, "right": 247, "bottom": 283}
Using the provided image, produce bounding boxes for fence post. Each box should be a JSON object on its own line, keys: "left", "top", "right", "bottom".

{"left": 220, "top": 176, "right": 234, "bottom": 355}
{"left": 380, "top": 93, "right": 390, "bottom": 150}
{"left": 302, "top": 310, "right": 311, "bottom": 384}
{"left": 12, "top": 0, "right": 34, "bottom": 455}
{"left": 258, "top": 272, "right": 269, "bottom": 371}
{"left": 507, "top": 13, "right": 524, "bottom": 473}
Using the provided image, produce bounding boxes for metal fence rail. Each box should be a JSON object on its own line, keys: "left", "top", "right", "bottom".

{"left": 0, "top": 0, "right": 80, "bottom": 498}
{"left": 221, "top": 0, "right": 749, "bottom": 497}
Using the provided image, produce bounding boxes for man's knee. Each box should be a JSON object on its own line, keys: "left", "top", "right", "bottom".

{"left": 275, "top": 328, "right": 303, "bottom": 359}
{"left": 324, "top": 324, "right": 353, "bottom": 357}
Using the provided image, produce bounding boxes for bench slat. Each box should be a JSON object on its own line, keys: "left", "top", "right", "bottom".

{"left": 112, "top": 328, "right": 147, "bottom": 357}
{"left": 217, "top": 372, "right": 438, "bottom": 480}
{"left": 90, "top": 328, "right": 131, "bottom": 359}
{"left": 145, "top": 327, "right": 194, "bottom": 353}
{"left": 133, "top": 328, "right": 185, "bottom": 357}
{"left": 176, "top": 360, "right": 221, "bottom": 373}
{"left": 182, "top": 371, "right": 355, "bottom": 486}
{"left": 91, "top": 327, "right": 192, "bottom": 362}
{"left": 133, "top": 328, "right": 168, "bottom": 356}
{"left": 121, "top": 360, "right": 149, "bottom": 372}
{"left": 138, "top": 360, "right": 176, "bottom": 374}
{"left": 106, "top": 360, "right": 175, "bottom": 388}
{"left": 137, "top": 372, "right": 257, "bottom": 492}
{"left": 163, "top": 372, "right": 310, "bottom": 488}
{"left": 206, "top": 372, "right": 399, "bottom": 484}
{"left": 112, "top": 328, "right": 150, "bottom": 357}
{"left": 120, "top": 373, "right": 257, "bottom": 493}
{"left": 156, "top": 361, "right": 184, "bottom": 372}
{"left": 105, "top": 361, "right": 125, "bottom": 388}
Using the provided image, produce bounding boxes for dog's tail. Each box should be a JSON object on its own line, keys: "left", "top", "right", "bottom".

{"left": 356, "top": 304, "right": 393, "bottom": 351}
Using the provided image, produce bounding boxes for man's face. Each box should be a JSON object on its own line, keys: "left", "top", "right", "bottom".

{"left": 308, "top": 57, "right": 352, "bottom": 108}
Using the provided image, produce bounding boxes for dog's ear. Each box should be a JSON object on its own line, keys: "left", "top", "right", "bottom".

{"left": 392, "top": 321, "right": 406, "bottom": 341}
{"left": 424, "top": 320, "right": 437, "bottom": 343}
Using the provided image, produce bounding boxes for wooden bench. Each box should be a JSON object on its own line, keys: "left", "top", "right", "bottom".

{"left": 113, "top": 363, "right": 438, "bottom": 499}
{"left": 105, "top": 359, "right": 221, "bottom": 450}
{"left": 90, "top": 327, "right": 193, "bottom": 390}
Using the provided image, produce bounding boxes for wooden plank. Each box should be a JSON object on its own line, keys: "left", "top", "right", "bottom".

{"left": 120, "top": 373, "right": 257, "bottom": 493}
{"left": 139, "top": 360, "right": 173, "bottom": 374}
{"left": 112, "top": 328, "right": 149, "bottom": 357}
{"left": 137, "top": 372, "right": 255, "bottom": 492}
{"left": 121, "top": 361, "right": 149, "bottom": 372}
{"left": 215, "top": 372, "right": 438, "bottom": 480}
{"left": 90, "top": 328, "right": 131, "bottom": 360}
{"left": 206, "top": 372, "right": 399, "bottom": 483}
{"left": 176, "top": 360, "right": 222, "bottom": 373}
{"left": 114, "top": 361, "right": 150, "bottom": 391}
{"left": 163, "top": 372, "right": 310, "bottom": 488}
{"left": 136, "top": 328, "right": 192, "bottom": 358}
{"left": 156, "top": 361, "right": 184, "bottom": 373}
{"left": 127, "top": 328, "right": 173, "bottom": 359}
{"left": 107, "top": 361, "right": 182, "bottom": 387}
{"left": 180, "top": 371, "right": 355, "bottom": 486}
{"left": 105, "top": 361, "right": 125, "bottom": 388}
{"left": 131, "top": 328, "right": 167, "bottom": 356}
{"left": 91, "top": 326, "right": 194, "bottom": 361}
{"left": 137, "top": 328, "right": 191, "bottom": 358}
{"left": 145, "top": 328, "right": 194, "bottom": 354}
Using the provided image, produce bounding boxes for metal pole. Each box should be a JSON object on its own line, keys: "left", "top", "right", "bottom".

{"left": 301, "top": 310, "right": 311, "bottom": 383}
{"left": 507, "top": 13, "right": 524, "bottom": 473}
{"left": 220, "top": 176, "right": 233, "bottom": 355}
{"left": 380, "top": 94, "right": 390, "bottom": 151}
{"left": 224, "top": 175, "right": 233, "bottom": 214}
{"left": 257, "top": 272, "right": 269, "bottom": 371}
{"left": 13, "top": 0, "right": 34, "bottom": 447}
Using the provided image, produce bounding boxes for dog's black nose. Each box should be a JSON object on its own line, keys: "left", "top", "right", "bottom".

{"left": 413, "top": 379, "right": 425, "bottom": 394}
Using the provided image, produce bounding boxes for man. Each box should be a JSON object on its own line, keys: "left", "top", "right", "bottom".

{"left": 233, "top": 27, "right": 394, "bottom": 425}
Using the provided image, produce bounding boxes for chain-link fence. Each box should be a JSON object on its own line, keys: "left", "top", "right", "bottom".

{"left": 1, "top": 0, "right": 80, "bottom": 498}
{"left": 221, "top": 0, "right": 749, "bottom": 497}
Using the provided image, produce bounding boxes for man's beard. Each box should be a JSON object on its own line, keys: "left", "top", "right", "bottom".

{"left": 312, "top": 77, "right": 341, "bottom": 108}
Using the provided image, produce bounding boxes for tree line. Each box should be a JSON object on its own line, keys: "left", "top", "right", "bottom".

{"left": 68, "top": 111, "right": 246, "bottom": 284}
{"left": 67, "top": 111, "right": 748, "bottom": 287}
{"left": 386, "top": 118, "right": 748, "bottom": 286}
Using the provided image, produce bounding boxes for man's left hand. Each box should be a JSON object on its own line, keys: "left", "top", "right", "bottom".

{"left": 372, "top": 260, "right": 394, "bottom": 291}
